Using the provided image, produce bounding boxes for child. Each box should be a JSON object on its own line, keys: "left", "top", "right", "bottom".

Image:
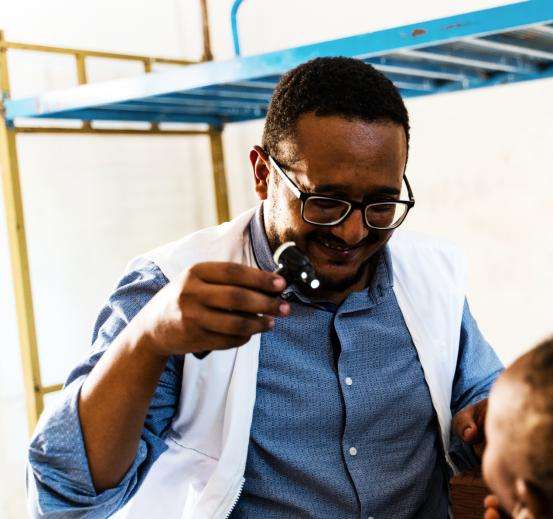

{"left": 483, "top": 336, "right": 553, "bottom": 519}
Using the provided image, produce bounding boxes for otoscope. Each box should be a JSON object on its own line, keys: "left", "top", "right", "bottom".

{"left": 273, "top": 241, "right": 320, "bottom": 290}
{"left": 193, "top": 242, "right": 319, "bottom": 359}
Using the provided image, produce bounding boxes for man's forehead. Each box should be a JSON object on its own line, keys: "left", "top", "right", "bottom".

{"left": 274, "top": 115, "right": 407, "bottom": 173}
{"left": 275, "top": 146, "right": 404, "bottom": 197}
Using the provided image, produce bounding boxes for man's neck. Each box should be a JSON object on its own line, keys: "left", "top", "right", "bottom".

{"left": 309, "top": 257, "right": 377, "bottom": 306}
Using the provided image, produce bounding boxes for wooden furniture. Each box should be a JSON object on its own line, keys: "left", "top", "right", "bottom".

{"left": 451, "top": 470, "right": 490, "bottom": 518}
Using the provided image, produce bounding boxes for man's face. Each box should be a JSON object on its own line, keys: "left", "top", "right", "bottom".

{"left": 252, "top": 113, "right": 407, "bottom": 296}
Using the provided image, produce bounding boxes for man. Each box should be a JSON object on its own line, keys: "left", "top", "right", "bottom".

{"left": 28, "top": 57, "right": 502, "bottom": 518}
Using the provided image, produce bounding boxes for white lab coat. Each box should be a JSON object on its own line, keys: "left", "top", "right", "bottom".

{"left": 114, "top": 206, "right": 467, "bottom": 519}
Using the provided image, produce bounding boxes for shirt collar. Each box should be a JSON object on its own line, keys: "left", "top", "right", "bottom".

{"left": 248, "top": 202, "right": 394, "bottom": 309}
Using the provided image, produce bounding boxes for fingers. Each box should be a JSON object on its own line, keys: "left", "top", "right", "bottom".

{"left": 197, "top": 283, "right": 290, "bottom": 317}
{"left": 191, "top": 328, "right": 252, "bottom": 352}
{"left": 191, "top": 262, "right": 286, "bottom": 294}
{"left": 453, "top": 405, "right": 479, "bottom": 443}
{"left": 190, "top": 305, "right": 276, "bottom": 337}
{"left": 453, "top": 400, "right": 488, "bottom": 444}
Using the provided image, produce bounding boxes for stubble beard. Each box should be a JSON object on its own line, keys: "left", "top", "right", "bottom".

{"left": 265, "top": 219, "right": 375, "bottom": 295}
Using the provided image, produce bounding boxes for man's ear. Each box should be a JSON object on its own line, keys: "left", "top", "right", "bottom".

{"left": 513, "top": 478, "right": 548, "bottom": 519}
{"left": 249, "top": 145, "right": 270, "bottom": 200}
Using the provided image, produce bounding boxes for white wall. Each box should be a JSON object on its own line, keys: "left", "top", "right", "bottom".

{"left": 1, "top": 0, "right": 552, "bottom": 516}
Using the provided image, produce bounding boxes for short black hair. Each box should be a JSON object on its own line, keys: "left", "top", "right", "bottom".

{"left": 509, "top": 336, "right": 553, "bottom": 502}
{"left": 262, "top": 56, "right": 410, "bottom": 160}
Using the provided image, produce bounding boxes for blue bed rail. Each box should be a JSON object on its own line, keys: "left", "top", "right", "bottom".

{"left": 231, "top": 0, "right": 246, "bottom": 56}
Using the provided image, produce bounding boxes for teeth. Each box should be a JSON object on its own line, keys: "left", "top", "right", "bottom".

{"left": 318, "top": 238, "right": 349, "bottom": 251}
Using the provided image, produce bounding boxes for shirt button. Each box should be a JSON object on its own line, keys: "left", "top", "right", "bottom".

{"left": 349, "top": 446, "right": 357, "bottom": 456}
{"left": 344, "top": 377, "right": 353, "bottom": 386}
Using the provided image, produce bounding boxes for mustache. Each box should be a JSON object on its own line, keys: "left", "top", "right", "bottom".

{"left": 307, "top": 230, "right": 381, "bottom": 250}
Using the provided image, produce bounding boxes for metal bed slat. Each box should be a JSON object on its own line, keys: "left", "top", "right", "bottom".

{"left": 127, "top": 96, "right": 267, "bottom": 113}
{"left": 465, "top": 34, "right": 553, "bottom": 62}
{"left": 102, "top": 101, "right": 263, "bottom": 118}
{"left": 431, "top": 62, "right": 553, "bottom": 95}
{"left": 532, "top": 24, "right": 553, "bottom": 37}
{"left": 381, "top": 72, "right": 436, "bottom": 91}
{"left": 192, "top": 84, "right": 275, "bottom": 97}
{"left": 398, "top": 46, "right": 539, "bottom": 74}
{"left": 162, "top": 90, "right": 272, "bottom": 103}
{"left": 364, "top": 56, "right": 484, "bottom": 82}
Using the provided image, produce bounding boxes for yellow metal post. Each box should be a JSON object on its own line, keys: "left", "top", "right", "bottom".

{"left": 0, "top": 19, "right": 231, "bottom": 430}
{"left": 75, "top": 53, "right": 92, "bottom": 130}
{"left": 199, "top": 0, "right": 214, "bottom": 62}
{"left": 143, "top": 59, "right": 159, "bottom": 131}
{"left": 200, "top": 1, "right": 230, "bottom": 224}
{"left": 75, "top": 52, "right": 88, "bottom": 84}
{"left": 209, "top": 128, "right": 230, "bottom": 223}
{"left": 0, "top": 31, "right": 44, "bottom": 432}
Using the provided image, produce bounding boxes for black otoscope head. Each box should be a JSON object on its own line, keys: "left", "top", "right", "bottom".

{"left": 273, "top": 242, "right": 320, "bottom": 290}
{"left": 193, "top": 242, "right": 319, "bottom": 360}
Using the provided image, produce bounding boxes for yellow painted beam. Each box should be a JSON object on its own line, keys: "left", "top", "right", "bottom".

{"left": 40, "top": 384, "right": 64, "bottom": 395}
{"left": 1, "top": 32, "right": 44, "bottom": 432}
{"left": 209, "top": 128, "right": 230, "bottom": 224}
{"left": 0, "top": 38, "right": 197, "bottom": 65}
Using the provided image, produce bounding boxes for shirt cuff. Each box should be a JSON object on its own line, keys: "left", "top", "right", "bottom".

{"left": 28, "top": 377, "right": 148, "bottom": 515}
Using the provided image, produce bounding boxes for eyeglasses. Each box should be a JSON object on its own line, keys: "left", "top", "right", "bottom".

{"left": 268, "top": 155, "right": 415, "bottom": 230}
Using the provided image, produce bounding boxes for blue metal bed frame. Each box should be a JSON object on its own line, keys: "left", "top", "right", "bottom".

{"left": 5, "top": 0, "right": 553, "bottom": 126}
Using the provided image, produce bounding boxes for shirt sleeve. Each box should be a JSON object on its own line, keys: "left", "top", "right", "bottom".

{"left": 448, "top": 297, "right": 504, "bottom": 472}
{"left": 27, "top": 260, "right": 183, "bottom": 518}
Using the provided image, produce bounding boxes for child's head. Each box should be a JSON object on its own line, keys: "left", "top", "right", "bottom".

{"left": 483, "top": 336, "right": 553, "bottom": 518}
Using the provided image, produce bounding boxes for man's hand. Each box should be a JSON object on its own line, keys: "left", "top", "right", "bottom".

{"left": 135, "top": 262, "right": 289, "bottom": 358}
{"left": 452, "top": 398, "right": 488, "bottom": 458}
{"left": 79, "top": 261, "right": 289, "bottom": 492}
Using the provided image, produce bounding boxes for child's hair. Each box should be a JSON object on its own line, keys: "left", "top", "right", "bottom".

{"left": 510, "top": 336, "right": 553, "bottom": 505}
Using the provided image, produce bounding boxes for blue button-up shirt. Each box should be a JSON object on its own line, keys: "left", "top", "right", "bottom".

{"left": 27, "top": 206, "right": 503, "bottom": 518}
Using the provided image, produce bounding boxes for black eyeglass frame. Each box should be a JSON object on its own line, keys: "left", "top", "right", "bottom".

{"left": 268, "top": 155, "right": 415, "bottom": 230}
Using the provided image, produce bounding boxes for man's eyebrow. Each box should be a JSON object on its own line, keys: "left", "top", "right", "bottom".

{"left": 311, "top": 183, "right": 350, "bottom": 194}
{"left": 311, "top": 183, "right": 401, "bottom": 197}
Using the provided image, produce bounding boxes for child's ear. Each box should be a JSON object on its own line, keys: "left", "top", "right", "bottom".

{"left": 513, "top": 478, "right": 548, "bottom": 519}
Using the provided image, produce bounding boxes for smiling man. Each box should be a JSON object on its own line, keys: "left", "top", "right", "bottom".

{"left": 28, "top": 58, "right": 503, "bottom": 519}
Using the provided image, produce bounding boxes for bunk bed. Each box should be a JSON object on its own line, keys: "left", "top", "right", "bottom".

{"left": 1, "top": 0, "right": 552, "bottom": 433}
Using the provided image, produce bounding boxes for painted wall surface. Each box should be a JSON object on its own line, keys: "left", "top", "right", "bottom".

{"left": 1, "top": 0, "right": 551, "bottom": 516}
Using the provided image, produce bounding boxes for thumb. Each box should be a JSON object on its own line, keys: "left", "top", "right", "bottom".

{"left": 453, "top": 405, "right": 478, "bottom": 443}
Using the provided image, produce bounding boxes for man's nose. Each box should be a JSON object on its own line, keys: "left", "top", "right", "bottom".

{"left": 330, "top": 208, "right": 369, "bottom": 246}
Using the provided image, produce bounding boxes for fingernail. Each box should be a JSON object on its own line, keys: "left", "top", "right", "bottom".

{"left": 273, "top": 276, "right": 286, "bottom": 289}
{"left": 279, "top": 302, "right": 290, "bottom": 316}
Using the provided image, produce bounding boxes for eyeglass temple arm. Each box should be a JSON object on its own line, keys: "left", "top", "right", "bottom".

{"left": 403, "top": 174, "right": 415, "bottom": 203}
{"left": 268, "top": 156, "right": 302, "bottom": 199}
